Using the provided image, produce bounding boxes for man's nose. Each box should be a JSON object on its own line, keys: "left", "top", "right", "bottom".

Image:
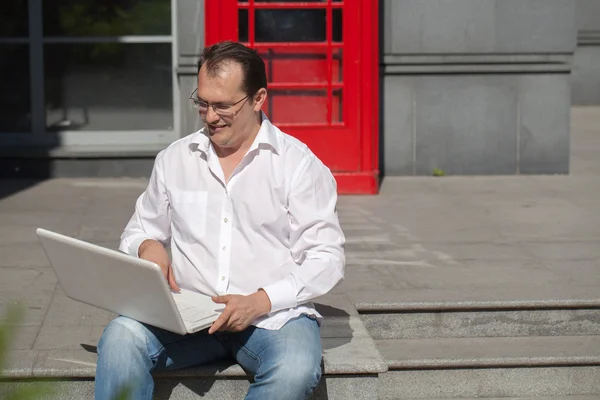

{"left": 205, "top": 107, "right": 220, "bottom": 124}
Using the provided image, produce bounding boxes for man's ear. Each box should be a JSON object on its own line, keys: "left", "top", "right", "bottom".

{"left": 253, "top": 88, "right": 268, "bottom": 111}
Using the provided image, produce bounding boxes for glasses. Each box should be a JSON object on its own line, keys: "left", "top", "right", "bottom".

{"left": 189, "top": 88, "right": 250, "bottom": 118}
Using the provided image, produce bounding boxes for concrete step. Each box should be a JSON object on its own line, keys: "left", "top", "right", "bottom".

{"left": 379, "top": 367, "right": 600, "bottom": 399}
{"left": 375, "top": 336, "right": 600, "bottom": 369}
{"left": 401, "top": 397, "right": 600, "bottom": 400}
{"left": 349, "top": 287, "right": 600, "bottom": 313}
{"left": 375, "top": 336, "right": 600, "bottom": 399}
{"left": 0, "top": 364, "right": 380, "bottom": 400}
{"left": 362, "top": 308, "right": 600, "bottom": 340}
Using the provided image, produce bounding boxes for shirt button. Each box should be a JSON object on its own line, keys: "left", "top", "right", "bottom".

{"left": 221, "top": 276, "right": 225, "bottom": 281}
{"left": 222, "top": 246, "right": 227, "bottom": 251}
{"left": 224, "top": 218, "right": 228, "bottom": 223}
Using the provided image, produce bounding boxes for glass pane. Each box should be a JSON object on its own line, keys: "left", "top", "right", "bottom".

{"left": 0, "top": 0, "right": 28, "bottom": 37}
{"left": 239, "top": 9, "right": 248, "bottom": 42}
{"left": 265, "top": 89, "right": 342, "bottom": 124}
{"left": 255, "top": 9, "right": 326, "bottom": 42}
{"left": 333, "top": 8, "right": 342, "bottom": 42}
{"left": 333, "top": 89, "right": 342, "bottom": 123}
{"left": 45, "top": 43, "right": 173, "bottom": 131}
{"left": 0, "top": 45, "right": 31, "bottom": 132}
{"left": 332, "top": 49, "right": 342, "bottom": 82}
{"left": 260, "top": 48, "right": 342, "bottom": 84}
{"left": 43, "top": 0, "right": 171, "bottom": 36}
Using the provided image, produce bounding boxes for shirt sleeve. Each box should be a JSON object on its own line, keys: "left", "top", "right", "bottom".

{"left": 119, "top": 151, "right": 171, "bottom": 257}
{"left": 261, "top": 154, "right": 346, "bottom": 313}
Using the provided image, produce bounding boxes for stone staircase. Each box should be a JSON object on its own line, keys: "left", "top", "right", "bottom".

{"left": 0, "top": 292, "right": 387, "bottom": 400}
{"left": 6, "top": 288, "right": 600, "bottom": 399}
{"left": 353, "top": 289, "right": 600, "bottom": 399}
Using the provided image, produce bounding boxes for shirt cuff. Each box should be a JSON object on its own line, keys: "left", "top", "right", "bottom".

{"left": 261, "top": 275, "right": 298, "bottom": 313}
{"left": 119, "top": 234, "right": 156, "bottom": 257}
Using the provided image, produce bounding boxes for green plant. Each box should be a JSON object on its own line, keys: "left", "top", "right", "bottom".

{"left": 0, "top": 303, "right": 132, "bottom": 399}
{"left": 432, "top": 168, "right": 446, "bottom": 177}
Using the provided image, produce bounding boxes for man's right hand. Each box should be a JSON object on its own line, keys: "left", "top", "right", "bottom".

{"left": 138, "top": 239, "right": 180, "bottom": 292}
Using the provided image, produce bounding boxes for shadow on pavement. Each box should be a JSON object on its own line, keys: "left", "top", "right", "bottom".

{"left": 0, "top": 133, "right": 60, "bottom": 201}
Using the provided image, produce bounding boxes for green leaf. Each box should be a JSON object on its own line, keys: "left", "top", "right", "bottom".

{"left": 112, "top": 385, "right": 133, "bottom": 400}
{"left": 0, "top": 302, "right": 25, "bottom": 373}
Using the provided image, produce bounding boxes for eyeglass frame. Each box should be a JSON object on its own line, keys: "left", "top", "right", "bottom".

{"left": 189, "top": 88, "right": 252, "bottom": 118}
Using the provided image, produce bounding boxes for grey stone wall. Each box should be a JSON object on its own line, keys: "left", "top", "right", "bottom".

{"left": 382, "top": 0, "right": 577, "bottom": 175}
{"left": 572, "top": 0, "right": 600, "bottom": 105}
{"left": 176, "top": 0, "right": 205, "bottom": 137}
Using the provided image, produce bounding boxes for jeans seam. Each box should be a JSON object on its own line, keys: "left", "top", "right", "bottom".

{"left": 231, "top": 337, "right": 262, "bottom": 375}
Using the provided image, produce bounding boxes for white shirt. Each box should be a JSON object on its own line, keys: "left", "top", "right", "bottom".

{"left": 119, "top": 114, "right": 346, "bottom": 330}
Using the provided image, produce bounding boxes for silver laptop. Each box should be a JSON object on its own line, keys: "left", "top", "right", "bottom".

{"left": 36, "top": 228, "right": 223, "bottom": 335}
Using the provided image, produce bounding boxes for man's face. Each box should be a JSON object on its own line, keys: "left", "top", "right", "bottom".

{"left": 196, "top": 62, "right": 256, "bottom": 149}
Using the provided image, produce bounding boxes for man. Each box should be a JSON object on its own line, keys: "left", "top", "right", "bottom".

{"left": 95, "top": 41, "right": 345, "bottom": 400}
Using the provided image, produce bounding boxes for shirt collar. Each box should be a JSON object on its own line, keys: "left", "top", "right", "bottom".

{"left": 190, "top": 112, "right": 281, "bottom": 155}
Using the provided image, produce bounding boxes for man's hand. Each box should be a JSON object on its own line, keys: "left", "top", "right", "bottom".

{"left": 208, "top": 290, "right": 272, "bottom": 334}
{"left": 138, "top": 239, "right": 180, "bottom": 292}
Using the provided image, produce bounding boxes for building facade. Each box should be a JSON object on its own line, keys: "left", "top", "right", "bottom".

{"left": 0, "top": 0, "right": 592, "bottom": 194}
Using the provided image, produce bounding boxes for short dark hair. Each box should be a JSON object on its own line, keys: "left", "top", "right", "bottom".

{"left": 197, "top": 41, "right": 267, "bottom": 96}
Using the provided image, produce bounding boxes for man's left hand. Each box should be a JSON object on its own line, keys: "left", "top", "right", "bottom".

{"left": 208, "top": 290, "right": 272, "bottom": 334}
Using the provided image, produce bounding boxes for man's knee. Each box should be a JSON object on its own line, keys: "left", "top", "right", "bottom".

{"left": 98, "top": 316, "right": 149, "bottom": 356}
{"left": 271, "top": 353, "right": 322, "bottom": 393}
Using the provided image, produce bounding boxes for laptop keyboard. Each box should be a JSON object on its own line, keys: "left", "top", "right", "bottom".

{"left": 174, "top": 298, "right": 217, "bottom": 326}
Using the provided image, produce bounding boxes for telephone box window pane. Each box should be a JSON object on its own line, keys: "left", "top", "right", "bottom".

{"left": 0, "top": 0, "right": 28, "bottom": 37}
{"left": 0, "top": 45, "right": 31, "bottom": 132}
{"left": 332, "top": 8, "right": 342, "bottom": 42}
{"left": 44, "top": 43, "right": 173, "bottom": 131}
{"left": 239, "top": 9, "right": 249, "bottom": 42}
{"left": 255, "top": 9, "right": 326, "bottom": 42}
{"left": 266, "top": 89, "right": 327, "bottom": 124}
{"left": 332, "top": 49, "right": 342, "bottom": 82}
{"left": 43, "top": 0, "right": 171, "bottom": 36}
{"left": 265, "top": 89, "right": 343, "bottom": 124}
{"left": 260, "top": 48, "right": 342, "bottom": 84}
{"left": 333, "top": 89, "right": 343, "bottom": 123}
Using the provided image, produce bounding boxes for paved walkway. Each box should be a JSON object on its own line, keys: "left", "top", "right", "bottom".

{"left": 1, "top": 107, "right": 599, "bottom": 361}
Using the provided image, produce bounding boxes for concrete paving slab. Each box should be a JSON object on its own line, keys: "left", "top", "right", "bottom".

{"left": 523, "top": 241, "right": 600, "bottom": 261}
{"left": 33, "top": 325, "right": 103, "bottom": 351}
{"left": 8, "top": 325, "right": 41, "bottom": 350}
{"left": 386, "top": 259, "right": 563, "bottom": 290}
{"left": 334, "top": 265, "right": 401, "bottom": 292}
{"left": 0, "top": 266, "right": 57, "bottom": 292}
{"left": 0, "top": 290, "right": 55, "bottom": 326}
{"left": 42, "top": 291, "right": 114, "bottom": 327}
{"left": 0, "top": 242, "right": 52, "bottom": 267}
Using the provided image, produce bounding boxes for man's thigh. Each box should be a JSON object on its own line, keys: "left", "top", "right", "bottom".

{"left": 102, "top": 316, "right": 232, "bottom": 372}
{"left": 228, "top": 315, "right": 322, "bottom": 375}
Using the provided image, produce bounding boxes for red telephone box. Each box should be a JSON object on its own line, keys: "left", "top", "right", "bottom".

{"left": 205, "top": 0, "right": 379, "bottom": 194}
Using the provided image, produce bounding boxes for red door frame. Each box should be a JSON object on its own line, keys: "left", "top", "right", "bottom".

{"left": 204, "top": 0, "right": 379, "bottom": 194}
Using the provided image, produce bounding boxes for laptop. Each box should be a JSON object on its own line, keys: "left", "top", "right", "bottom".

{"left": 36, "top": 228, "right": 223, "bottom": 335}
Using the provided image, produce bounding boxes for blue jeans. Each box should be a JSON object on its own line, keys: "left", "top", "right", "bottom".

{"left": 95, "top": 315, "right": 322, "bottom": 400}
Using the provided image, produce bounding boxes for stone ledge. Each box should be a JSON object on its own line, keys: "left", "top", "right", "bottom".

{"left": 376, "top": 336, "right": 600, "bottom": 370}
{"left": 350, "top": 287, "right": 600, "bottom": 312}
{"left": 578, "top": 30, "right": 600, "bottom": 46}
